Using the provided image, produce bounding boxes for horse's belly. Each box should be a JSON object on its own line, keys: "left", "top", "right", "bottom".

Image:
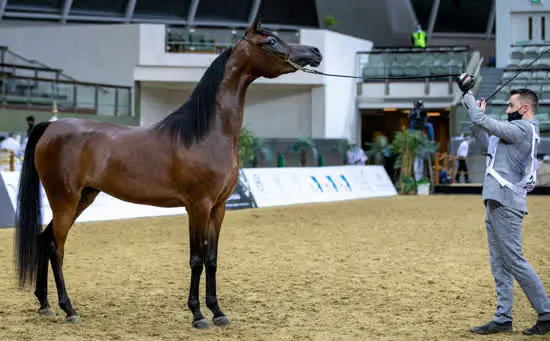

{"left": 91, "top": 153, "right": 186, "bottom": 208}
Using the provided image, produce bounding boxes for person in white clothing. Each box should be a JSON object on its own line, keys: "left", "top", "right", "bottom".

{"left": 455, "top": 136, "right": 471, "bottom": 183}
{"left": 0, "top": 133, "right": 21, "bottom": 155}
{"left": 346, "top": 144, "right": 368, "bottom": 165}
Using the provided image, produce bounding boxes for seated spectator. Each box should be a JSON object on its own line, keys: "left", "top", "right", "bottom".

{"left": 0, "top": 133, "right": 21, "bottom": 156}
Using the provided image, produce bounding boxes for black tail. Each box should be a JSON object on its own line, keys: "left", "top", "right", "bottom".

{"left": 15, "top": 121, "right": 52, "bottom": 288}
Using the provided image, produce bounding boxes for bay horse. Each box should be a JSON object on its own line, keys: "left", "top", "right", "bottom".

{"left": 14, "top": 17, "right": 322, "bottom": 329}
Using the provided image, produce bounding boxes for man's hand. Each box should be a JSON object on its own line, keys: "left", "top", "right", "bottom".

{"left": 477, "top": 97, "right": 486, "bottom": 112}
{"left": 456, "top": 73, "right": 476, "bottom": 94}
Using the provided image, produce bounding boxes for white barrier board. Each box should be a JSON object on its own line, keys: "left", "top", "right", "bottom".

{"left": 0, "top": 165, "right": 396, "bottom": 227}
{"left": 241, "top": 165, "right": 397, "bottom": 208}
{"left": 0, "top": 171, "right": 187, "bottom": 226}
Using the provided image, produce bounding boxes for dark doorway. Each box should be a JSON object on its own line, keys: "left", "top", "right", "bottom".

{"left": 361, "top": 108, "right": 450, "bottom": 182}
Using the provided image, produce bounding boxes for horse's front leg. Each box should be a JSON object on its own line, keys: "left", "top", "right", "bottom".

{"left": 205, "top": 203, "right": 230, "bottom": 326}
{"left": 186, "top": 200, "right": 212, "bottom": 329}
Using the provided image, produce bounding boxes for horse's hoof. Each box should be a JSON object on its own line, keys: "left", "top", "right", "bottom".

{"left": 192, "top": 318, "right": 211, "bottom": 329}
{"left": 213, "top": 315, "right": 231, "bottom": 327}
{"left": 38, "top": 307, "right": 56, "bottom": 316}
{"left": 65, "top": 315, "right": 81, "bottom": 324}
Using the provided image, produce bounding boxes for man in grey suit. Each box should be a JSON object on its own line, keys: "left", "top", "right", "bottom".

{"left": 456, "top": 73, "right": 550, "bottom": 335}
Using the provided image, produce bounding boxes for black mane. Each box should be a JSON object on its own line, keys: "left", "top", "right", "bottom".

{"left": 154, "top": 47, "right": 233, "bottom": 147}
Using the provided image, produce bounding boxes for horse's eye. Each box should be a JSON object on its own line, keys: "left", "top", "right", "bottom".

{"left": 265, "top": 38, "right": 277, "bottom": 46}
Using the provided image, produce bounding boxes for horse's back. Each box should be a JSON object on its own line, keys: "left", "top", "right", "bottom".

{"left": 34, "top": 118, "right": 144, "bottom": 188}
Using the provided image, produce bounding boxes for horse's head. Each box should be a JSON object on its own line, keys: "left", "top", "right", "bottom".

{"left": 239, "top": 16, "right": 322, "bottom": 79}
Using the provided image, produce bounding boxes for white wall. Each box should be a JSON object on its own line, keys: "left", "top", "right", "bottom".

{"left": 138, "top": 84, "right": 192, "bottom": 127}
{"left": 243, "top": 85, "right": 312, "bottom": 138}
{"left": 300, "top": 29, "right": 373, "bottom": 144}
{"left": 496, "top": 0, "right": 550, "bottom": 68}
{"left": 139, "top": 83, "right": 313, "bottom": 138}
{"left": 0, "top": 24, "right": 140, "bottom": 86}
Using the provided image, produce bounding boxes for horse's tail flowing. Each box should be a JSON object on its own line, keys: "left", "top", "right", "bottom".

{"left": 15, "top": 121, "right": 51, "bottom": 288}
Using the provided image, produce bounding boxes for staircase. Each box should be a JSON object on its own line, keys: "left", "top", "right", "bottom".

{"left": 476, "top": 67, "right": 504, "bottom": 99}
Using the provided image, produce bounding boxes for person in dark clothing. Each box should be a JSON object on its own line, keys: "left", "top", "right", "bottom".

{"left": 26, "top": 115, "right": 35, "bottom": 136}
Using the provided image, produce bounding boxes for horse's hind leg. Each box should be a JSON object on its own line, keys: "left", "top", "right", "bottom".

{"left": 34, "top": 222, "right": 56, "bottom": 316}
{"left": 35, "top": 187, "right": 96, "bottom": 317}
{"left": 49, "top": 188, "right": 99, "bottom": 323}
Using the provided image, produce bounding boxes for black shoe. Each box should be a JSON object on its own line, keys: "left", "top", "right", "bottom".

{"left": 471, "top": 320, "right": 512, "bottom": 335}
{"left": 523, "top": 319, "right": 550, "bottom": 335}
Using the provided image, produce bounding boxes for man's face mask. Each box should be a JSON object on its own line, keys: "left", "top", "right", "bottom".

{"left": 507, "top": 104, "right": 526, "bottom": 122}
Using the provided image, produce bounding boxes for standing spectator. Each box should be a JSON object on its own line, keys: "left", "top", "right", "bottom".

{"left": 411, "top": 25, "right": 427, "bottom": 48}
{"left": 456, "top": 136, "right": 471, "bottom": 183}
{"left": 26, "top": 116, "right": 35, "bottom": 136}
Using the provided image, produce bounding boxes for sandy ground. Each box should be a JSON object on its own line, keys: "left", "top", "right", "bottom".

{"left": 0, "top": 195, "right": 549, "bottom": 341}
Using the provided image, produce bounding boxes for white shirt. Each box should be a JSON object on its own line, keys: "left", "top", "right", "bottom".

{"left": 347, "top": 146, "right": 368, "bottom": 165}
{"left": 0, "top": 137, "right": 21, "bottom": 154}
{"left": 457, "top": 140, "right": 469, "bottom": 158}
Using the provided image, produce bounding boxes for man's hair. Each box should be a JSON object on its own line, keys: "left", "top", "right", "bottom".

{"left": 510, "top": 88, "right": 539, "bottom": 109}
{"left": 26, "top": 115, "right": 34, "bottom": 122}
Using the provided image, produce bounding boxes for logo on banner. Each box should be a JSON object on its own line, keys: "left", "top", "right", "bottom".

{"left": 310, "top": 175, "right": 352, "bottom": 193}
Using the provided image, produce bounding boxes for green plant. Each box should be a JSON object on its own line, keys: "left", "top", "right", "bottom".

{"left": 324, "top": 15, "right": 337, "bottom": 27}
{"left": 331, "top": 139, "right": 351, "bottom": 164}
{"left": 391, "top": 130, "right": 438, "bottom": 194}
{"left": 395, "top": 174, "right": 416, "bottom": 194}
{"left": 238, "top": 126, "right": 272, "bottom": 168}
{"left": 364, "top": 134, "right": 392, "bottom": 165}
{"left": 288, "top": 137, "right": 318, "bottom": 167}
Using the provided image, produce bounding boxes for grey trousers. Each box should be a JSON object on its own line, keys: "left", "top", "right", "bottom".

{"left": 485, "top": 199, "right": 550, "bottom": 323}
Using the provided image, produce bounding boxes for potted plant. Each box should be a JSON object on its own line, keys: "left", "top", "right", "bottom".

{"left": 288, "top": 137, "right": 318, "bottom": 167}
{"left": 391, "top": 129, "right": 438, "bottom": 194}
{"left": 238, "top": 126, "right": 272, "bottom": 168}
{"left": 324, "top": 15, "right": 337, "bottom": 28}
{"left": 330, "top": 139, "right": 351, "bottom": 165}
{"left": 416, "top": 178, "right": 431, "bottom": 195}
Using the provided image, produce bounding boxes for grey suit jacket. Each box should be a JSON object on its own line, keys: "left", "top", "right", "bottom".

{"left": 461, "top": 93, "right": 540, "bottom": 214}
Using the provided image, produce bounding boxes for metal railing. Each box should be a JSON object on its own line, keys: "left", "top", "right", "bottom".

{"left": 357, "top": 46, "right": 472, "bottom": 82}
{"left": 0, "top": 75, "right": 132, "bottom": 117}
{"left": 0, "top": 46, "right": 132, "bottom": 117}
{"left": 165, "top": 26, "right": 300, "bottom": 54}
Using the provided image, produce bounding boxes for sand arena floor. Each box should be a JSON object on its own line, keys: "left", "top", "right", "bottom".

{"left": 0, "top": 195, "right": 549, "bottom": 341}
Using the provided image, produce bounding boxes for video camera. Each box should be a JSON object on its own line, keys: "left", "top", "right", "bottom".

{"left": 410, "top": 100, "right": 427, "bottom": 130}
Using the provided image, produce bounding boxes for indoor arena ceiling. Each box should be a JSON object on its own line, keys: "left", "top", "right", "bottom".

{"left": 0, "top": 0, "right": 495, "bottom": 38}
{"left": 0, "top": 0, "right": 319, "bottom": 29}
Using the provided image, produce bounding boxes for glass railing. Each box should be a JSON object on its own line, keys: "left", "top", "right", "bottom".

{"left": 357, "top": 46, "right": 471, "bottom": 81}
{"left": 0, "top": 76, "right": 132, "bottom": 117}
{"left": 165, "top": 26, "right": 301, "bottom": 54}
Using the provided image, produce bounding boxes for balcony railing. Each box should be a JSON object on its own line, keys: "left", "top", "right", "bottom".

{"left": 358, "top": 46, "right": 472, "bottom": 82}
{"left": 165, "top": 26, "right": 300, "bottom": 54}
{"left": 0, "top": 64, "right": 132, "bottom": 117}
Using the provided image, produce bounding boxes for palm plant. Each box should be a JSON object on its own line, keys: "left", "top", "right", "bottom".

{"left": 238, "top": 126, "right": 273, "bottom": 168}
{"left": 331, "top": 139, "right": 351, "bottom": 164}
{"left": 392, "top": 129, "right": 439, "bottom": 194}
{"left": 288, "top": 137, "right": 318, "bottom": 167}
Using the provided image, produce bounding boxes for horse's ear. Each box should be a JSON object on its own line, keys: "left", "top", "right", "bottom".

{"left": 247, "top": 13, "right": 262, "bottom": 34}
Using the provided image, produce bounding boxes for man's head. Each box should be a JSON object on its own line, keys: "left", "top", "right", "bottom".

{"left": 506, "top": 88, "right": 538, "bottom": 122}
{"left": 26, "top": 115, "right": 34, "bottom": 126}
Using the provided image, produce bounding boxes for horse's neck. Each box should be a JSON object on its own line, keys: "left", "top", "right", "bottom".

{"left": 215, "top": 56, "right": 258, "bottom": 137}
